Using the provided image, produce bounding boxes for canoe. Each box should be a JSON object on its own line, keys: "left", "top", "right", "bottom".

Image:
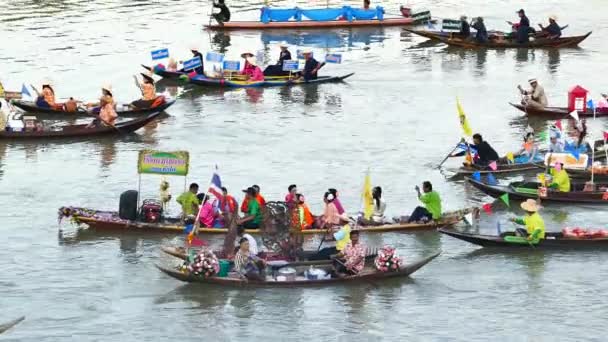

{"left": 205, "top": 17, "right": 420, "bottom": 31}
{"left": 59, "top": 206, "right": 470, "bottom": 235}
{"left": 439, "top": 229, "right": 608, "bottom": 249}
{"left": 188, "top": 73, "right": 354, "bottom": 88}
{"left": 510, "top": 103, "right": 608, "bottom": 118}
{"left": 404, "top": 29, "right": 592, "bottom": 49}
{"left": 450, "top": 162, "right": 540, "bottom": 178}
{"left": 157, "top": 251, "right": 439, "bottom": 287}
{"left": 11, "top": 99, "right": 175, "bottom": 117}
{"left": 0, "top": 112, "right": 161, "bottom": 139}
{"left": 0, "top": 316, "right": 24, "bottom": 335}
{"left": 142, "top": 64, "right": 186, "bottom": 80}
{"left": 467, "top": 177, "right": 608, "bottom": 204}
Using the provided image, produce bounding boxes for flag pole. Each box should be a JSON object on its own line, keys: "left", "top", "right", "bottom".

{"left": 190, "top": 165, "right": 218, "bottom": 240}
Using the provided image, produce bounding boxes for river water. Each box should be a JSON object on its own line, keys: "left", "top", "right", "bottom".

{"left": 1, "top": 0, "right": 607, "bottom": 341}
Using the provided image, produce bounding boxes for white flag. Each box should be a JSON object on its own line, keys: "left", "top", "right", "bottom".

{"left": 464, "top": 212, "right": 474, "bottom": 226}
{"left": 569, "top": 110, "right": 580, "bottom": 122}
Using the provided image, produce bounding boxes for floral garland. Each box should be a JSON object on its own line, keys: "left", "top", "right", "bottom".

{"left": 185, "top": 249, "right": 220, "bottom": 278}
{"left": 374, "top": 246, "right": 402, "bottom": 272}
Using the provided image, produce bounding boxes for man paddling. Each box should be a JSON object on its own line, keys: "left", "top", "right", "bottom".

{"left": 518, "top": 78, "right": 548, "bottom": 109}
{"left": 463, "top": 134, "right": 499, "bottom": 167}
{"left": 212, "top": 0, "right": 231, "bottom": 25}
{"left": 538, "top": 15, "right": 562, "bottom": 39}
{"left": 301, "top": 50, "right": 323, "bottom": 81}
{"left": 510, "top": 199, "right": 546, "bottom": 239}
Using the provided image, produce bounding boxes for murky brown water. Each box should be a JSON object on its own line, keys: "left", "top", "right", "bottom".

{"left": 1, "top": 0, "right": 607, "bottom": 340}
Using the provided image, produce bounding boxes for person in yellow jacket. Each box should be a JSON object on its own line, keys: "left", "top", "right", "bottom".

{"left": 549, "top": 162, "right": 571, "bottom": 192}
{"left": 510, "top": 199, "right": 546, "bottom": 240}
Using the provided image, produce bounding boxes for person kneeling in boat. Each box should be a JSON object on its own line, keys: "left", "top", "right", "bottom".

{"left": 407, "top": 181, "right": 441, "bottom": 223}
{"left": 510, "top": 199, "right": 546, "bottom": 239}
{"left": 538, "top": 15, "right": 562, "bottom": 39}
{"left": 518, "top": 78, "right": 548, "bottom": 109}
{"left": 333, "top": 230, "right": 366, "bottom": 276}
{"left": 212, "top": 0, "right": 231, "bottom": 25}
{"left": 86, "top": 84, "right": 117, "bottom": 128}
{"left": 548, "top": 162, "right": 571, "bottom": 192}
{"left": 237, "top": 187, "right": 263, "bottom": 229}
{"left": 131, "top": 73, "right": 157, "bottom": 109}
{"left": 464, "top": 134, "right": 499, "bottom": 167}
{"left": 234, "top": 237, "right": 266, "bottom": 281}
{"left": 471, "top": 17, "right": 488, "bottom": 43}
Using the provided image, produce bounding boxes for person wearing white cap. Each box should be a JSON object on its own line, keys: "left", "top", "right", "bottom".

{"left": 538, "top": 15, "right": 562, "bottom": 39}
{"left": 510, "top": 199, "right": 546, "bottom": 240}
{"left": 86, "top": 84, "right": 117, "bottom": 127}
{"left": 301, "top": 50, "right": 323, "bottom": 81}
{"left": 518, "top": 78, "right": 548, "bottom": 109}
{"left": 263, "top": 44, "right": 292, "bottom": 76}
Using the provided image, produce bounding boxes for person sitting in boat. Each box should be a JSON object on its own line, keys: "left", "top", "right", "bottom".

{"left": 177, "top": 183, "right": 200, "bottom": 220}
{"left": 301, "top": 50, "right": 322, "bottom": 81}
{"left": 167, "top": 58, "right": 178, "bottom": 72}
{"left": 35, "top": 80, "right": 63, "bottom": 110}
{"left": 514, "top": 131, "right": 541, "bottom": 163}
{"left": 518, "top": 78, "right": 548, "bottom": 109}
{"left": 285, "top": 184, "right": 298, "bottom": 206}
{"left": 189, "top": 47, "right": 205, "bottom": 75}
{"left": 465, "top": 134, "right": 500, "bottom": 167}
{"left": 239, "top": 184, "right": 266, "bottom": 214}
{"left": 459, "top": 15, "right": 471, "bottom": 38}
{"left": 234, "top": 237, "right": 265, "bottom": 281}
{"left": 86, "top": 84, "right": 117, "bottom": 127}
{"left": 212, "top": 186, "right": 238, "bottom": 227}
{"left": 246, "top": 57, "right": 264, "bottom": 82}
{"left": 549, "top": 162, "right": 571, "bottom": 192}
{"left": 508, "top": 9, "right": 532, "bottom": 44}
{"left": 240, "top": 52, "right": 256, "bottom": 77}
{"left": 196, "top": 194, "right": 216, "bottom": 228}
{"left": 538, "top": 15, "right": 562, "bottom": 39}
{"left": 320, "top": 191, "right": 350, "bottom": 228}
{"left": 407, "top": 181, "right": 441, "bottom": 223}
{"left": 471, "top": 17, "right": 488, "bottom": 43}
{"left": 212, "top": 0, "right": 231, "bottom": 25}
{"left": 237, "top": 226, "right": 259, "bottom": 256}
{"left": 360, "top": 186, "right": 386, "bottom": 225}
{"left": 311, "top": 221, "right": 352, "bottom": 260}
{"left": 549, "top": 128, "right": 564, "bottom": 153}
{"left": 131, "top": 74, "right": 157, "bottom": 109}
{"left": 237, "top": 187, "right": 263, "bottom": 229}
{"left": 295, "top": 194, "right": 314, "bottom": 230}
{"left": 363, "top": 0, "right": 371, "bottom": 10}
{"left": 510, "top": 199, "right": 546, "bottom": 239}
{"left": 263, "top": 44, "right": 292, "bottom": 77}
{"left": 334, "top": 230, "right": 366, "bottom": 276}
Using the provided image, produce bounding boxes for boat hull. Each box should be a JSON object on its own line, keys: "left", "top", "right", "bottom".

{"left": 11, "top": 99, "right": 175, "bottom": 117}
{"left": 439, "top": 229, "right": 608, "bottom": 249}
{"left": 188, "top": 73, "right": 354, "bottom": 88}
{"left": 206, "top": 17, "right": 417, "bottom": 30}
{"left": 510, "top": 102, "right": 608, "bottom": 118}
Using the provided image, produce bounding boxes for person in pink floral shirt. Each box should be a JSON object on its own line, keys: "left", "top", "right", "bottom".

{"left": 335, "top": 230, "right": 366, "bottom": 275}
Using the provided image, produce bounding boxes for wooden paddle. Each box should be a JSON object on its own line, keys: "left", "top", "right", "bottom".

{"left": 437, "top": 141, "right": 463, "bottom": 169}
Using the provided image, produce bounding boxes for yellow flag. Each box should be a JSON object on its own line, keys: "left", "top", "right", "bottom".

{"left": 506, "top": 152, "right": 514, "bottom": 163}
{"left": 0, "top": 81, "right": 4, "bottom": 97}
{"left": 362, "top": 170, "right": 373, "bottom": 220}
{"left": 456, "top": 97, "right": 473, "bottom": 137}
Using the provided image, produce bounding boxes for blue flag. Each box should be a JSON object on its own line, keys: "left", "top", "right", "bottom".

{"left": 587, "top": 99, "right": 595, "bottom": 110}
{"left": 21, "top": 84, "right": 31, "bottom": 97}
{"left": 472, "top": 171, "right": 481, "bottom": 181}
{"left": 183, "top": 223, "right": 194, "bottom": 234}
{"left": 486, "top": 173, "right": 497, "bottom": 185}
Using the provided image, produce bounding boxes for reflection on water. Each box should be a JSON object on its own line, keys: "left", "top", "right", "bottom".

{"left": 260, "top": 27, "right": 387, "bottom": 49}
{"left": 211, "top": 31, "right": 232, "bottom": 53}
{"left": 546, "top": 49, "right": 561, "bottom": 74}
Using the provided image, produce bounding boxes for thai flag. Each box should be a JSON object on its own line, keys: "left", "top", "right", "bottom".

{"left": 208, "top": 168, "right": 222, "bottom": 199}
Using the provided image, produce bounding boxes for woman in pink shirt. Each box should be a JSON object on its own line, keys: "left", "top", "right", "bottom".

{"left": 246, "top": 57, "right": 264, "bottom": 82}
{"left": 321, "top": 191, "right": 349, "bottom": 228}
{"left": 197, "top": 194, "right": 216, "bottom": 228}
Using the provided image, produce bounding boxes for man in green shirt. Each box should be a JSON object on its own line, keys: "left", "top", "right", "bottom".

{"left": 237, "top": 187, "right": 263, "bottom": 229}
{"left": 176, "top": 183, "right": 200, "bottom": 219}
{"left": 407, "top": 181, "right": 442, "bottom": 223}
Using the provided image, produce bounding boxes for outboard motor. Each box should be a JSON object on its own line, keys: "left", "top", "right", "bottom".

{"left": 140, "top": 199, "right": 163, "bottom": 223}
{"left": 119, "top": 190, "right": 138, "bottom": 220}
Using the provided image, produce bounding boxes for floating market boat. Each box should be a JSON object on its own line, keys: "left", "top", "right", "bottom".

{"left": 404, "top": 29, "right": 591, "bottom": 49}
{"left": 11, "top": 98, "right": 175, "bottom": 118}
{"left": 0, "top": 316, "right": 24, "bottom": 335}
{"left": 0, "top": 112, "right": 161, "bottom": 140}
{"left": 205, "top": 6, "right": 431, "bottom": 30}
{"left": 439, "top": 229, "right": 608, "bottom": 249}
{"left": 188, "top": 73, "right": 354, "bottom": 88}
{"left": 58, "top": 206, "right": 471, "bottom": 235}
{"left": 467, "top": 177, "right": 608, "bottom": 204}
{"left": 450, "top": 163, "right": 540, "bottom": 178}
{"left": 157, "top": 251, "right": 440, "bottom": 287}
{"left": 510, "top": 103, "right": 608, "bottom": 118}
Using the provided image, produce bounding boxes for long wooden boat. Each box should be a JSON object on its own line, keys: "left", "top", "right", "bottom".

{"left": 11, "top": 99, "right": 175, "bottom": 117}
{"left": 567, "top": 168, "right": 608, "bottom": 181}
{"left": 467, "top": 177, "right": 608, "bottom": 204}
{"left": 404, "top": 29, "right": 592, "bottom": 49}
{"left": 188, "top": 73, "right": 354, "bottom": 88}
{"left": 510, "top": 102, "right": 608, "bottom": 118}
{"left": 0, "top": 112, "right": 161, "bottom": 140}
{"left": 450, "top": 162, "right": 539, "bottom": 178}
{"left": 157, "top": 251, "right": 439, "bottom": 287}
{"left": 59, "top": 206, "right": 470, "bottom": 235}
{"left": 439, "top": 229, "right": 608, "bottom": 249}
{"left": 206, "top": 17, "right": 419, "bottom": 31}
{"left": 0, "top": 316, "right": 24, "bottom": 335}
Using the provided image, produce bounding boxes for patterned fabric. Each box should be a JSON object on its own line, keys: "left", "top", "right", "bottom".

{"left": 343, "top": 242, "right": 366, "bottom": 273}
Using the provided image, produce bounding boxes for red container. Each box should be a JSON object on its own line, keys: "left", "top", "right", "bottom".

{"left": 568, "top": 85, "right": 588, "bottom": 112}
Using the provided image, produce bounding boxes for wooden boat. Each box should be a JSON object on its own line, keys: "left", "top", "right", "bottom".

{"left": 206, "top": 17, "right": 420, "bottom": 31}
{"left": 439, "top": 228, "right": 608, "bottom": 249}
{"left": 11, "top": 99, "right": 175, "bottom": 117}
{"left": 188, "top": 73, "right": 354, "bottom": 88}
{"left": 0, "top": 112, "right": 161, "bottom": 140}
{"left": 510, "top": 102, "right": 608, "bottom": 118}
{"left": 157, "top": 251, "right": 439, "bottom": 287}
{"left": 0, "top": 316, "right": 24, "bottom": 335}
{"left": 450, "top": 162, "right": 540, "bottom": 178}
{"left": 60, "top": 206, "right": 470, "bottom": 235}
{"left": 467, "top": 177, "right": 608, "bottom": 204}
{"left": 141, "top": 65, "right": 186, "bottom": 80}
{"left": 404, "top": 29, "right": 592, "bottom": 49}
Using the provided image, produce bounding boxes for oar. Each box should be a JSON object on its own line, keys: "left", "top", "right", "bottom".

{"left": 437, "top": 141, "right": 462, "bottom": 169}
{"left": 316, "top": 226, "right": 331, "bottom": 252}
{"left": 133, "top": 75, "right": 143, "bottom": 95}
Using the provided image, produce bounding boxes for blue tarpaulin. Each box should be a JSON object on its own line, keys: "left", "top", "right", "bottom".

{"left": 260, "top": 6, "right": 384, "bottom": 23}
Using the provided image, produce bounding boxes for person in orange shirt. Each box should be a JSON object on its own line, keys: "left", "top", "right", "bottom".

{"left": 86, "top": 84, "right": 117, "bottom": 127}
{"left": 131, "top": 74, "right": 157, "bottom": 109}
{"left": 240, "top": 184, "right": 266, "bottom": 214}
{"left": 295, "top": 194, "right": 314, "bottom": 230}
{"left": 35, "top": 80, "right": 63, "bottom": 110}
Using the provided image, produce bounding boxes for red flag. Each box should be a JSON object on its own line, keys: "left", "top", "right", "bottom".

{"left": 187, "top": 236, "right": 208, "bottom": 247}
{"left": 555, "top": 120, "right": 562, "bottom": 131}
{"left": 482, "top": 203, "right": 493, "bottom": 215}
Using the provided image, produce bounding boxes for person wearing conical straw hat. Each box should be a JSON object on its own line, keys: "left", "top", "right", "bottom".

{"left": 131, "top": 73, "right": 156, "bottom": 109}
{"left": 239, "top": 52, "right": 256, "bottom": 78}
{"left": 510, "top": 199, "right": 546, "bottom": 239}
{"left": 538, "top": 15, "right": 562, "bottom": 39}
{"left": 86, "top": 84, "right": 117, "bottom": 127}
